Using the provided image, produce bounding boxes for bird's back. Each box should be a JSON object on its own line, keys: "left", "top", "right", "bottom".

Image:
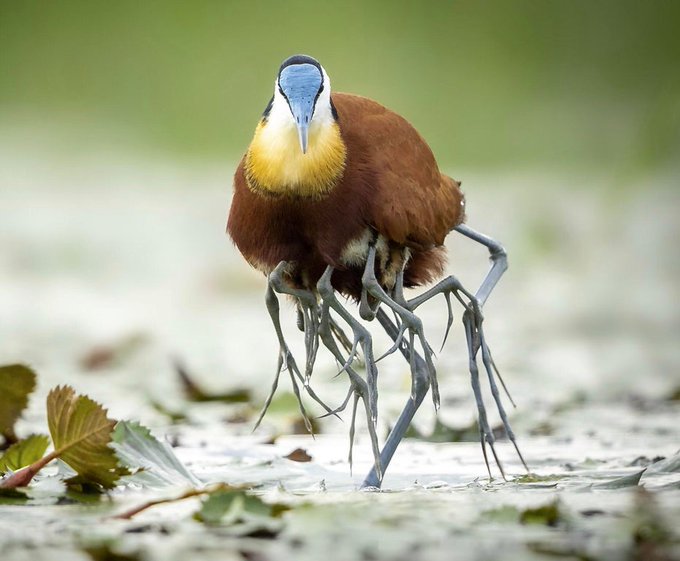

{"left": 332, "top": 93, "right": 465, "bottom": 247}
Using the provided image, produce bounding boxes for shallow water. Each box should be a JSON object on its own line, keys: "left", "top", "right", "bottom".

{"left": 1, "top": 149, "right": 679, "bottom": 560}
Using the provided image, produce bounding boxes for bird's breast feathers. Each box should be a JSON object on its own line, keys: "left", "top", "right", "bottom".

{"left": 245, "top": 119, "right": 346, "bottom": 198}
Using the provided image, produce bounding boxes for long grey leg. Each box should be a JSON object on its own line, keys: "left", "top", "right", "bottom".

{"left": 362, "top": 308, "right": 430, "bottom": 489}
{"left": 317, "top": 266, "right": 380, "bottom": 425}
{"left": 455, "top": 224, "right": 528, "bottom": 473}
{"left": 454, "top": 224, "right": 507, "bottom": 307}
{"left": 269, "top": 263, "right": 320, "bottom": 380}
{"left": 382, "top": 225, "right": 524, "bottom": 477}
{"left": 360, "top": 245, "right": 440, "bottom": 408}
{"left": 316, "top": 266, "right": 382, "bottom": 478}
{"left": 255, "top": 262, "right": 336, "bottom": 433}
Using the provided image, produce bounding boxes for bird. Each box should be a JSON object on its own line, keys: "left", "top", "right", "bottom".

{"left": 227, "top": 54, "right": 526, "bottom": 488}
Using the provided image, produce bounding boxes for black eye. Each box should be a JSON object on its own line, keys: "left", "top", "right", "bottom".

{"left": 319, "top": 83, "right": 324, "bottom": 93}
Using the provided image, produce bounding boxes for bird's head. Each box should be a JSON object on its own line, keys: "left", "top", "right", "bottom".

{"left": 267, "top": 54, "right": 335, "bottom": 154}
{"left": 245, "top": 55, "right": 345, "bottom": 198}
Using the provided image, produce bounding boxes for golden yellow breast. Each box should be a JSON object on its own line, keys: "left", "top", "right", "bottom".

{"left": 245, "top": 120, "right": 346, "bottom": 198}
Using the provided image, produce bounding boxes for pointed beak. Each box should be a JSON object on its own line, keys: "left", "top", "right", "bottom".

{"left": 289, "top": 98, "right": 313, "bottom": 154}
{"left": 278, "top": 63, "right": 323, "bottom": 155}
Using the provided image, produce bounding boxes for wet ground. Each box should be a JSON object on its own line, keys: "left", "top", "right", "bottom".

{"left": 1, "top": 146, "right": 679, "bottom": 560}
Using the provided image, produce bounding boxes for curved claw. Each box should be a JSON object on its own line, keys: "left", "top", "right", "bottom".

{"left": 329, "top": 316, "right": 354, "bottom": 356}
{"left": 348, "top": 393, "right": 360, "bottom": 473}
{"left": 253, "top": 353, "right": 283, "bottom": 432}
{"left": 317, "top": 386, "right": 353, "bottom": 419}
{"left": 376, "top": 322, "right": 408, "bottom": 363}
{"left": 440, "top": 292, "right": 454, "bottom": 352}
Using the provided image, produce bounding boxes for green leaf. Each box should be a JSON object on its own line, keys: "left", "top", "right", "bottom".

{"left": 175, "top": 360, "right": 251, "bottom": 403}
{"left": 513, "top": 473, "right": 562, "bottom": 484}
{"left": 0, "top": 364, "right": 37, "bottom": 442}
{"left": 195, "top": 489, "right": 289, "bottom": 528}
{"left": 111, "top": 421, "right": 200, "bottom": 487}
{"left": 0, "top": 434, "right": 49, "bottom": 473}
{"left": 479, "top": 505, "right": 521, "bottom": 523}
{"left": 519, "top": 500, "right": 563, "bottom": 527}
{"left": 47, "top": 385, "right": 128, "bottom": 489}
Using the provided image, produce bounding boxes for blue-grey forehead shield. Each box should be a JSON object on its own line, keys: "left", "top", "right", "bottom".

{"left": 279, "top": 64, "right": 322, "bottom": 154}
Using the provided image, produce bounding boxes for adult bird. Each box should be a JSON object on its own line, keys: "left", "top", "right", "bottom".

{"left": 227, "top": 54, "right": 526, "bottom": 488}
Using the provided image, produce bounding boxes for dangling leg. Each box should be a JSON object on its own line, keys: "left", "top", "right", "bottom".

{"left": 362, "top": 308, "right": 431, "bottom": 489}
{"left": 317, "top": 266, "right": 380, "bottom": 425}
{"left": 255, "top": 262, "right": 336, "bottom": 434}
{"left": 269, "top": 262, "right": 320, "bottom": 381}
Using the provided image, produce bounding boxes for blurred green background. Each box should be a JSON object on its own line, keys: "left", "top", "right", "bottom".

{"left": 1, "top": 0, "right": 679, "bottom": 172}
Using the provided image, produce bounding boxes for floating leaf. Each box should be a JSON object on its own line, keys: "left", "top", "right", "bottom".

{"left": 46, "top": 385, "right": 128, "bottom": 489}
{"left": 513, "top": 473, "right": 562, "bottom": 484}
{"left": 520, "top": 500, "right": 563, "bottom": 527}
{"left": 113, "top": 483, "right": 241, "bottom": 520}
{"left": 592, "top": 469, "right": 646, "bottom": 489}
{"left": 0, "top": 434, "right": 49, "bottom": 473}
{"left": 194, "top": 488, "right": 289, "bottom": 534}
{"left": 285, "top": 448, "right": 312, "bottom": 463}
{"left": 0, "top": 364, "right": 37, "bottom": 443}
{"left": 83, "top": 544, "right": 143, "bottom": 561}
{"left": 646, "top": 453, "right": 680, "bottom": 474}
{"left": 175, "top": 359, "right": 251, "bottom": 403}
{"left": 111, "top": 420, "right": 200, "bottom": 487}
{"left": 479, "top": 505, "right": 521, "bottom": 523}
{"left": 80, "top": 333, "right": 148, "bottom": 371}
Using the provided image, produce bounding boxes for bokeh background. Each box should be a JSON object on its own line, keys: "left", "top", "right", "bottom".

{"left": 2, "top": 0, "right": 679, "bottom": 169}
{"left": 1, "top": 0, "right": 679, "bottom": 426}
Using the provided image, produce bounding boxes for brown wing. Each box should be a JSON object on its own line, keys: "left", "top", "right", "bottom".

{"left": 333, "top": 93, "right": 465, "bottom": 248}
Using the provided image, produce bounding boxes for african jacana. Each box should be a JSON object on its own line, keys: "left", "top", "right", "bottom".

{"left": 227, "top": 54, "right": 526, "bottom": 488}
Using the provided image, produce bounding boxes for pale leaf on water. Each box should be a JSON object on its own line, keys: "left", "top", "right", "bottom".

{"left": 111, "top": 420, "right": 200, "bottom": 487}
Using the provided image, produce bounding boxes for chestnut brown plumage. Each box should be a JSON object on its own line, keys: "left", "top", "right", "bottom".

{"left": 227, "top": 55, "right": 526, "bottom": 488}
{"left": 228, "top": 93, "right": 465, "bottom": 300}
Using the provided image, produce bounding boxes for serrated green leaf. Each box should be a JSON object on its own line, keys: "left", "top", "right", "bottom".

{"left": 111, "top": 420, "right": 200, "bottom": 487}
{"left": 0, "top": 434, "right": 49, "bottom": 473}
{"left": 0, "top": 364, "right": 37, "bottom": 441}
{"left": 47, "top": 385, "right": 128, "bottom": 489}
